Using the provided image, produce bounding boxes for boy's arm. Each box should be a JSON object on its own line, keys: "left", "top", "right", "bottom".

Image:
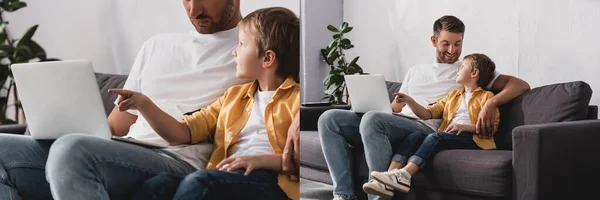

{"left": 109, "top": 89, "right": 191, "bottom": 145}
{"left": 395, "top": 93, "right": 432, "bottom": 120}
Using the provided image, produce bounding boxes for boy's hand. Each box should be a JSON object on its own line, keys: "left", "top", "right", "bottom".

{"left": 108, "top": 89, "right": 151, "bottom": 111}
{"left": 445, "top": 124, "right": 476, "bottom": 135}
{"left": 392, "top": 93, "right": 414, "bottom": 104}
{"left": 217, "top": 155, "right": 265, "bottom": 176}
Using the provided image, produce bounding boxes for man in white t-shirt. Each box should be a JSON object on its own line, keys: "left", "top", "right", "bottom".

{"left": 0, "top": 1, "right": 300, "bottom": 199}
{"left": 319, "top": 15, "right": 531, "bottom": 200}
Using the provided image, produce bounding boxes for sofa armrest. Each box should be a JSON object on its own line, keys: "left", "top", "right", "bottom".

{"left": 300, "top": 105, "right": 351, "bottom": 131}
{"left": 512, "top": 120, "right": 600, "bottom": 200}
{"left": 0, "top": 124, "right": 27, "bottom": 134}
{"left": 588, "top": 105, "right": 598, "bottom": 119}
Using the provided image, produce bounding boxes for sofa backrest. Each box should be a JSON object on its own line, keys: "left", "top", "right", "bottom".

{"left": 384, "top": 80, "right": 594, "bottom": 150}
{"left": 95, "top": 73, "right": 129, "bottom": 116}
{"left": 495, "top": 81, "right": 593, "bottom": 150}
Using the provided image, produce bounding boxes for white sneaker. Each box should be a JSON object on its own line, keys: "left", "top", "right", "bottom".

{"left": 371, "top": 169, "right": 411, "bottom": 193}
{"left": 362, "top": 179, "right": 394, "bottom": 198}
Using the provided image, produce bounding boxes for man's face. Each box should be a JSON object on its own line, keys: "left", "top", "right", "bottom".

{"left": 431, "top": 30, "right": 463, "bottom": 64}
{"left": 183, "top": 0, "right": 236, "bottom": 34}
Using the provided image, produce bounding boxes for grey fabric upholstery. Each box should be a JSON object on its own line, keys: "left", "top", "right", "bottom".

{"left": 300, "top": 80, "right": 597, "bottom": 200}
{"left": 0, "top": 73, "right": 128, "bottom": 135}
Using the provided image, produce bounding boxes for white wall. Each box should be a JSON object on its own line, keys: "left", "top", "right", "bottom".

{"left": 4, "top": 0, "right": 299, "bottom": 74}
{"left": 300, "top": 0, "right": 343, "bottom": 103}
{"left": 343, "top": 0, "right": 600, "bottom": 107}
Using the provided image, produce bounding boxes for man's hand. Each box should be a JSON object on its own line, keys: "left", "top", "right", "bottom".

{"left": 476, "top": 102, "right": 496, "bottom": 138}
{"left": 392, "top": 93, "right": 414, "bottom": 104}
{"left": 282, "top": 111, "right": 300, "bottom": 175}
{"left": 108, "top": 89, "right": 151, "bottom": 111}
{"left": 445, "top": 124, "right": 476, "bottom": 135}
{"left": 217, "top": 155, "right": 266, "bottom": 176}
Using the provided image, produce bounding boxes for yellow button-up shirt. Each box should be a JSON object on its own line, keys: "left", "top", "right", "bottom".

{"left": 183, "top": 77, "right": 300, "bottom": 199}
{"left": 427, "top": 87, "right": 500, "bottom": 150}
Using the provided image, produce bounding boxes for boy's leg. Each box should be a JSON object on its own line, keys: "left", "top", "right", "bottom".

{"left": 132, "top": 172, "right": 185, "bottom": 200}
{"left": 46, "top": 134, "right": 197, "bottom": 200}
{"left": 0, "top": 134, "right": 54, "bottom": 200}
{"left": 318, "top": 109, "right": 364, "bottom": 200}
{"left": 390, "top": 131, "right": 429, "bottom": 168}
{"left": 409, "top": 132, "right": 480, "bottom": 170}
{"left": 173, "top": 169, "right": 289, "bottom": 200}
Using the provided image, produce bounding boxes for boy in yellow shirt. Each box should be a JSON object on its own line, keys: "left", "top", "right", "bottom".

{"left": 364, "top": 54, "right": 500, "bottom": 197}
{"left": 109, "top": 7, "right": 300, "bottom": 200}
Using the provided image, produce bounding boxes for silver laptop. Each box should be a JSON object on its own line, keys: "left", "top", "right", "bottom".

{"left": 345, "top": 74, "right": 418, "bottom": 119}
{"left": 11, "top": 59, "right": 112, "bottom": 140}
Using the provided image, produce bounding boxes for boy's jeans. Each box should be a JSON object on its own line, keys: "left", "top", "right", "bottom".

{"left": 395, "top": 131, "right": 481, "bottom": 169}
{"left": 318, "top": 110, "right": 433, "bottom": 200}
{"left": 133, "top": 169, "right": 290, "bottom": 200}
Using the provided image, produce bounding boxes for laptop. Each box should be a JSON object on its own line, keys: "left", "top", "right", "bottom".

{"left": 344, "top": 74, "right": 418, "bottom": 119}
{"left": 11, "top": 59, "right": 166, "bottom": 148}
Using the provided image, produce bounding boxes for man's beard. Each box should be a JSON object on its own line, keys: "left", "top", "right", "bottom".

{"left": 194, "top": 0, "right": 235, "bottom": 34}
{"left": 437, "top": 51, "right": 459, "bottom": 64}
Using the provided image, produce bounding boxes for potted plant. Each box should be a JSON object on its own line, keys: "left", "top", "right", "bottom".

{"left": 0, "top": 0, "right": 58, "bottom": 124}
{"left": 320, "top": 22, "right": 364, "bottom": 105}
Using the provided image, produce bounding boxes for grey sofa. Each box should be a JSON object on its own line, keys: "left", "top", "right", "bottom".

{"left": 0, "top": 73, "right": 128, "bottom": 135}
{"left": 300, "top": 81, "right": 600, "bottom": 200}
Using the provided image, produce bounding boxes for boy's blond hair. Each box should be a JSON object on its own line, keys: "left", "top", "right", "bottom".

{"left": 238, "top": 7, "right": 300, "bottom": 82}
{"left": 463, "top": 53, "right": 496, "bottom": 88}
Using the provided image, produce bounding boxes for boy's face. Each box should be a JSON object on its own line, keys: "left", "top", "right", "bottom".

{"left": 232, "top": 29, "right": 264, "bottom": 80}
{"left": 456, "top": 59, "right": 477, "bottom": 84}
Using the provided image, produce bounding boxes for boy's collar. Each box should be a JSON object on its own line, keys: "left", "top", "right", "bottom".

{"left": 246, "top": 77, "right": 296, "bottom": 98}
{"left": 458, "top": 86, "right": 484, "bottom": 94}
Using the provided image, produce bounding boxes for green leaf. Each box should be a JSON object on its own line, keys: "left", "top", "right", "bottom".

{"left": 349, "top": 56, "right": 360, "bottom": 67}
{"left": 341, "top": 44, "right": 354, "bottom": 50}
{"left": 327, "top": 50, "right": 338, "bottom": 64}
{"left": 6, "top": 1, "right": 26, "bottom": 12}
{"left": 333, "top": 34, "right": 341, "bottom": 39}
{"left": 0, "top": 31, "right": 6, "bottom": 45}
{"left": 327, "top": 25, "right": 339, "bottom": 32}
{"left": 16, "top": 25, "right": 38, "bottom": 47}
{"left": 0, "top": 44, "right": 15, "bottom": 55}
{"left": 22, "top": 40, "right": 46, "bottom": 60}
{"left": 341, "top": 22, "right": 349, "bottom": 30}
{"left": 14, "top": 45, "right": 33, "bottom": 63}
{"left": 342, "top": 26, "right": 354, "bottom": 33}
{"left": 340, "top": 39, "right": 350, "bottom": 46}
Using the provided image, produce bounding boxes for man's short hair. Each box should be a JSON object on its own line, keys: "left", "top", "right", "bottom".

{"left": 433, "top": 15, "right": 465, "bottom": 37}
{"left": 463, "top": 53, "right": 496, "bottom": 88}
{"left": 238, "top": 7, "right": 300, "bottom": 82}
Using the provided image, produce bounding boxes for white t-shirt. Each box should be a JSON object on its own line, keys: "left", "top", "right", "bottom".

{"left": 116, "top": 27, "right": 249, "bottom": 169}
{"left": 229, "top": 90, "right": 275, "bottom": 158}
{"left": 447, "top": 92, "right": 473, "bottom": 127}
{"left": 398, "top": 61, "right": 500, "bottom": 131}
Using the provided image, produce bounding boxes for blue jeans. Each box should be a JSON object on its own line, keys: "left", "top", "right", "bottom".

{"left": 0, "top": 133, "right": 197, "bottom": 200}
{"left": 318, "top": 110, "right": 433, "bottom": 200}
{"left": 402, "top": 132, "right": 481, "bottom": 169}
{"left": 132, "top": 169, "right": 289, "bottom": 200}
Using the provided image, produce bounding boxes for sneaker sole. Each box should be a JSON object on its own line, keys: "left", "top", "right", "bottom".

{"left": 362, "top": 185, "right": 393, "bottom": 199}
{"left": 372, "top": 173, "right": 411, "bottom": 193}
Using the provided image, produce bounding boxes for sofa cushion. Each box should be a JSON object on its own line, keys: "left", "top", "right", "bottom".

{"left": 495, "top": 81, "right": 592, "bottom": 149}
{"left": 300, "top": 130, "right": 329, "bottom": 171}
{"left": 411, "top": 150, "right": 513, "bottom": 197}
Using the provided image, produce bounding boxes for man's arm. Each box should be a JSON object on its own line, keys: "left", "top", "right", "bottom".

{"left": 282, "top": 111, "right": 300, "bottom": 175}
{"left": 108, "top": 106, "right": 138, "bottom": 137}
{"left": 477, "top": 75, "right": 530, "bottom": 136}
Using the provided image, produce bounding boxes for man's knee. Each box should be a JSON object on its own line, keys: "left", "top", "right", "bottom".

{"left": 359, "top": 111, "right": 388, "bottom": 135}
{"left": 318, "top": 109, "right": 351, "bottom": 133}
{"left": 47, "top": 135, "right": 99, "bottom": 173}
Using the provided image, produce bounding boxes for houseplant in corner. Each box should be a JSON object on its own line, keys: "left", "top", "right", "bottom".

{"left": 321, "top": 22, "right": 364, "bottom": 105}
{"left": 0, "top": 0, "right": 59, "bottom": 124}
